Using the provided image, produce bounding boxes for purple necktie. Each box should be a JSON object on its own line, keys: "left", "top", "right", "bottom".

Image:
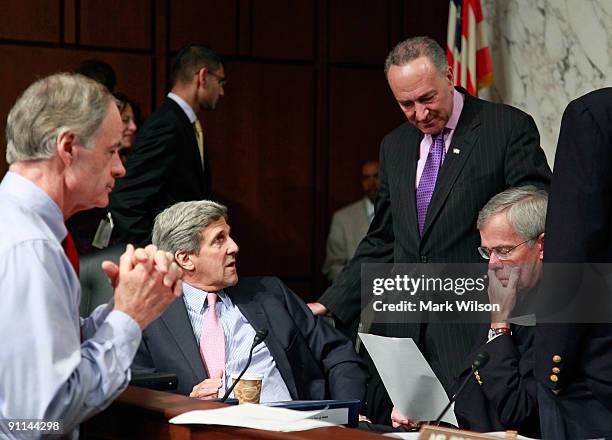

{"left": 416, "top": 132, "right": 446, "bottom": 236}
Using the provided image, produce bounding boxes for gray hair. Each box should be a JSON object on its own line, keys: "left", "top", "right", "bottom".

{"left": 477, "top": 186, "right": 548, "bottom": 247}
{"left": 152, "top": 200, "right": 228, "bottom": 255}
{"left": 6, "top": 73, "right": 111, "bottom": 164}
{"left": 384, "top": 36, "right": 448, "bottom": 77}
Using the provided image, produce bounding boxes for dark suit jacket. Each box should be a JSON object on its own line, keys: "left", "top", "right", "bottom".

{"left": 455, "top": 324, "right": 539, "bottom": 438}
{"left": 110, "top": 97, "right": 212, "bottom": 246}
{"left": 535, "top": 88, "right": 612, "bottom": 414}
{"left": 318, "top": 87, "right": 550, "bottom": 421}
{"left": 132, "top": 277, "right": 368, "bottom": 401}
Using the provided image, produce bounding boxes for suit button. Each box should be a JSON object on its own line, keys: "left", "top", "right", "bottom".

{"left": 420, "top": 255, "right": 428, "bottom": 263}
{"left": 550, "top": 374, "right": 559, "bottom": 382}
{"left": 552, "top": 367, "right": 561, "bottom": 374}
{"left": 552, "top": 355, "right": 562, "bottom": 363}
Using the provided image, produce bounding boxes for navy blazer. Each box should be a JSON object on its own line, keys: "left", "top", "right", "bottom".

{"left": 535, "top": 88, "right": 612, "bottom": 413}
{"left": 132, "top": 277, "right": 368, "bottom": 401}
{"left": 454, "top": 323, "right": 539, "bottom": 438}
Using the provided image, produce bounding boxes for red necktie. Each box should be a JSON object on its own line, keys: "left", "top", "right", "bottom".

{"left": 62, "top": 231, "right": 80, "bottom": 277}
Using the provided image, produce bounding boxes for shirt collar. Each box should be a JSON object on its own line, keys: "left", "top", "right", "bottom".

{"left": 445, "top": 88, "right": 464, "bottom": 131}
{"left": 167, "top": 92, "right": 197, "bottom": 124}
{"left": 182, "top": 281, "right": 232, "bottom": 314}
{"left": 0, "top": 171, "right": 66, "bottom": 242}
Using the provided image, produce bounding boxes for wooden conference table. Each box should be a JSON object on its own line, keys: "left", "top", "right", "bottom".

{"left": 82, "top": 386, "right": 387, "bottom": 440}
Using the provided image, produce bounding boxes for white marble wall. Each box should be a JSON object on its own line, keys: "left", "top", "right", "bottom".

{"left": 480, "top": 0, "right": 612, "bottom": 166}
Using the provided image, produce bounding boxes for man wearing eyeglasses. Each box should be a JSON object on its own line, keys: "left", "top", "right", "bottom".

{"left": 451, "top": 186, "right": 545, "bottom": 436}
{"left": 111, "top": 43, "right": 226, "bottom": 246}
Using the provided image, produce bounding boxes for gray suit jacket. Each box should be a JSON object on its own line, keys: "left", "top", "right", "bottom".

{"left": 132, "top": 277, "right": 368, "bottom": 400}
{"left": 322, "top": 197, "right": 370, "bottom": 281}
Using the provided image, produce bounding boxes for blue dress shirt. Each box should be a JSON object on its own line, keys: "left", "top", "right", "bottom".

{"left": 0, "top": 172, "right": 141, "bottom": 438}
{"left": 182, "top": 282, "right": 292, "bottom": 402}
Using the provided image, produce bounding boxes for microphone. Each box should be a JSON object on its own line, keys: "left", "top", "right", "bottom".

{"left": 221, "top": 328, "right": 268, "bottom": 402}
{"left": 433, "top": 352, "right": 490, "bottom": 426}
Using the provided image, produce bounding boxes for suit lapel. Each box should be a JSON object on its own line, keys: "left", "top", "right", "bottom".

{"left": 401, "top": 128, "right": 422, "bottom": 241}
{"left": 229, "top": 283, "right": 299, "bottom": 399}
{"left": 422, "top": 92, "right": 482, "bottom": 238}
{"left": 160, "top": 297, "right": 208, "bottom": 380}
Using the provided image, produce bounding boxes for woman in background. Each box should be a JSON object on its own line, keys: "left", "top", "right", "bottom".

{"left": 114, "top": 93, "right": 140, "bottom": 165}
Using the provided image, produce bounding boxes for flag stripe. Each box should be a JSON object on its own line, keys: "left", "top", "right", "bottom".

{"left": 446, "top": 0, "right": 493, "bottom": 95}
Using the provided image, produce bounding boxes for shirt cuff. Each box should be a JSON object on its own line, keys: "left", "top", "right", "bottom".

{"left": 103, "top": 310, "right": 142, "bottom": 369}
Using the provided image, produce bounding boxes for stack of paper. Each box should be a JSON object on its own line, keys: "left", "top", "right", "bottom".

{"left": 169, "top": 403, "right": 338, "bottom": 432}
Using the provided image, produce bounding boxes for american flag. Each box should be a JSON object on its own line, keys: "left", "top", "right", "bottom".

{"left": 446, "top": 0, "right": 493, "bottom": 95}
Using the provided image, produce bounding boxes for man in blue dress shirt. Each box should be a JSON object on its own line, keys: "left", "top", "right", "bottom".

{"left": 0, "top": 73, "right": 183, "bottom": 438}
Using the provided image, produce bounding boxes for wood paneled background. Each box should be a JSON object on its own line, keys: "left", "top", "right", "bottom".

{"left": 0, "top": 0, "right": 448, "bottom": 299}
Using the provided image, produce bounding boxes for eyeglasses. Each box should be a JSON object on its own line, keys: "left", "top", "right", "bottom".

{"left": 478, "top": 238, "right": 535, "bottom": 260}
{"left": 208, "top": 71, "right": 227, "bottom": 87}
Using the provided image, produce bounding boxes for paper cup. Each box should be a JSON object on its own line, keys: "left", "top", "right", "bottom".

{"left": 231, "top": 373, "right": 263, "bottom": 404}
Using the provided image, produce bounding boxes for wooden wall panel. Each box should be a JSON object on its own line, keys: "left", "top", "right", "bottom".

{"left": 329, "top": 0, "right": 391, "bottom": 65}
{"left": 0, "top": 0, "right": 450, "bottom": 297}
{"left": 0, "top": 0, "right": 60, "bottom": 42}
{"left": 170, "top": 0, "right": 237, "bottom": 55}
{"left": 206, "top": 62, "right": 315, "bottom": 278}
{"left": 251, "top": 0, "right": 315, "bottom": 60}
{"left": 78, "top": 0, "right": 151, "bottom": 49}
{"left": 327, "top": 67, "right": 405, "bottom": 214}
{"left": 404, "top": 0, "right": 449, "bottom": 45}
{"left": 0, "top": 46, "right": 152, "bottom": 172}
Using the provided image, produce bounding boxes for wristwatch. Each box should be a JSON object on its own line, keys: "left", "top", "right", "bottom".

{"left": 488, "top": 326, "right": 511, "bottom": 342}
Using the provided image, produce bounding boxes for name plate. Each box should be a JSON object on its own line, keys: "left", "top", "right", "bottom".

{"left": 419, "top": 425, "right": 517, "bottom": 440}
{"left": 306, "top": 407, "right": 348, "bottom": 425}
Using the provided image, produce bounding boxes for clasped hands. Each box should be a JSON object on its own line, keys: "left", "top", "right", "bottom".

{"left": 104, "top": 244, "right": 183, "bottom": 329}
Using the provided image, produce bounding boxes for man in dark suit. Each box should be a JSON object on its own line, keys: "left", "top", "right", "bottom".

{"left": 132, "top": 200, "right": 367, "bottom": 402}
{"left": 110, "top": 44, "right": 225, "bottom": 246}
{"left": 535, "top": 88, "right": 612, "bottom": 438}
{"left": 308, "top": 36, "right": 551, "bottom": 423}
{"left": 449, "top": 186, "right": 546, "bottom": 438}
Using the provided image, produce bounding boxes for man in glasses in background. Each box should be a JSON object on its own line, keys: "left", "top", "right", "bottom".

{"left": 111, "top": 43, "right": 226, "bottom": 246}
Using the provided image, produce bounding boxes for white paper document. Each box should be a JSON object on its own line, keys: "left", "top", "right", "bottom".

{"left": 358, "top": 333, "right": 458, "bottom": 426}
{"left": 169, "top": 403, "right": 337, "bottom": 432}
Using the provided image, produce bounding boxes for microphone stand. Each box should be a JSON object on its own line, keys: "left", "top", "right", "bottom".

{"left": 434, "top": 352, "right": 490, "bottom": 426}
{"left": 221, "top": 328, "right": 268, "bottom": 402}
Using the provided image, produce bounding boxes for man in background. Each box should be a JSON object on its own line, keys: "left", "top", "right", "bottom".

{"left": 76, "top": 59, "right": 117, "bottom": 92}
{"left": 111, "top": 43, "right": 225, "bottom": 246}
{"left": 0, "top": 73, "right": 182, "bottom": 436}
{"left": 322, "top": 160, "right": 379, "bottom": 281}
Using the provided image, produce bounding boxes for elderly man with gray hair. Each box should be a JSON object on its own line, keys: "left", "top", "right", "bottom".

{"left": 0, "top": 73, "right": 182, "bottom": 438}
{"left": 132, "top": 200, "right": 368, "bottom": 403}
{"left": 453, "top": 185, "right": 546, "bottom": 437}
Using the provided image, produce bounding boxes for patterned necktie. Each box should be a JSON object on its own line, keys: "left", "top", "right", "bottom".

{"left": 193, "top": 119, "right": 205, "bottom": 165}
{"left": 416, "top": 132, "right": 446, "bottom": 237}
{"left": 199, "top": 292, "right": 226, "bottom": 396}
{"left": 61, "top": 231, "right": 80, "bottom": 277}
